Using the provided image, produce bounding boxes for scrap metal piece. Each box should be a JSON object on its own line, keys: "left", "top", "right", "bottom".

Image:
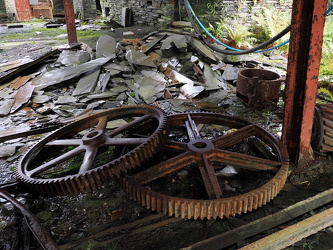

{"left": 16, "top": 105, "right": 166, "bottom": 196}
{"left": 236, "top": 68, "right": 282, "bottom": 107}
{"left": 0, "top": 189, "right": 58, "bottom": 250}
{"left": 123, "top": 112, "right": 289, "bottom": 219}
{"left": 311, "top": 104, "right": 333, "bottom": 153}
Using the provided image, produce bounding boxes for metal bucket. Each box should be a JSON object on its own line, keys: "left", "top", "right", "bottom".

{"left": 236, "top": 68, "right": 282, "bottom": 107}
{"left": 311, "top": 104, "right": 333, "bottom": 153}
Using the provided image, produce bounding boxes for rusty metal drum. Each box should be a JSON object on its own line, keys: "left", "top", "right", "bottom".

{"left": 236, "top": 68, "right": 282, "bottom": 107}
{"left": 311, "top": 104, "right": 333, "bottom": 153}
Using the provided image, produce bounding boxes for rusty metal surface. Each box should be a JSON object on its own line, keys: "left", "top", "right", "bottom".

{"left": 0, "top": 189, "right": 58, "bottom": 249}
{"left": 311, "top": 104, "right": 333, "bottom": 152}
{"left": 63, "top": 0, "right": 78, "bottom": 44}
{"left": 15, "top": 105, "right": 166, "bottom": 196}
{"left": 123, "top": 112, "right": 289, "bottom": 220}
{"left": 282, "top": 0, "right": 327, "bottom": 165}
{"left": 236, "top": 68, "right": 281, "bottom": 107}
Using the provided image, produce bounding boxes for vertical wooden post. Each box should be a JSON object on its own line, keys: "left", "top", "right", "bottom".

{"left": 282, "top": 0, "right": 327, "bottom": 166}
{"left": 63, "top": 0, "right": 78, "bottom": 44}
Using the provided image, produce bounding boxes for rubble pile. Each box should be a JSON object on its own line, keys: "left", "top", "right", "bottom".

{"left": 0, "top": 31, "right": 287, "bottom": 183}
{"left": 0, "top": 32, "right": 243, "bottom": 119}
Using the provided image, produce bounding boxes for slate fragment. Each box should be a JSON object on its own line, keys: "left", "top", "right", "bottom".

{"left": 0, "top": 100, "right": 15, "bottom": 117}
{"left": 33, "top": 57, "right": 112, "bottom": 90}
{"left": 96, "top": 35, "right": 117, "bottom": 58}
{"left": 72, "top": 69, "right": 101, "bottom": 96}
{"left": 56, "top": 50, "right": 91, "bottom": 66}
{"left": 10, "top": 81, "right": 35, "bottom": 113}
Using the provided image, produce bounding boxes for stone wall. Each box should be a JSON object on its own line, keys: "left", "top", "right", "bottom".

{"left": 3, "top": 0, "right": 16, "bottom": 20}
{"left": 98, "top": 0, "right": 294, "bottom": 27}
{"left": 100, "top": 0, "right": 177, "bottom": 28}
{"left": 73, "top": 0, "right": 97, "bottom": 20}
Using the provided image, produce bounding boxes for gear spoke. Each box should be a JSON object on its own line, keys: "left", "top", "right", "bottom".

{"left": 212, "top": 125, "right": 256, "bottom": 149}
{"left": 107, "top": 114, "right": 153, "bottom": 138}
{"left": 27, "top": 146, "right": 84, "bottom": 177}
{"left": 104, "top": 137, "right": 149, "bottom": 146}
{"left": 185, "top": 113, "right": 201, "bottom": 140}
{"left": 209, "top": 149, "right": 280, "bottom": 173}
{"left": 46, "top": 139, "right": 82, "bottom": 146}
{"left": 96, "top": 115, "right": 109, "bottom": 130}
{"left": 131, "top": 151, "right": 195, "bottom": 184}
{"left": 197, "top": 154, "right": 223, "bottom": 199}
{"left": 78, "top": 147, "right": 99, "bottom": 174}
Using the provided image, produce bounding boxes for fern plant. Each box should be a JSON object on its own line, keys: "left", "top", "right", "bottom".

{"left": 318, "top": 87, "right": 333, "bottom": 102}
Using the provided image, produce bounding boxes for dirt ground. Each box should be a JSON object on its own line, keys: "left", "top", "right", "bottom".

{"left": 1, "top": 20, "right": 333, "bottom": 250}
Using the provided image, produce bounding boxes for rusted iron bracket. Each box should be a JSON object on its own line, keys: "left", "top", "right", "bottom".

{"left": 187, "top": 187, "right": 333, "bottom": 250}
{"left": 282, "top": 0, "right": 327, "bottom": 166}
{"left": 0, "top": 189, "right": 58, "bottom": 250}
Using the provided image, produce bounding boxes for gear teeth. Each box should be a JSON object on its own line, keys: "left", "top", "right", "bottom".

{"left": 15, "top": 105, "right": 166, "bottom": 196}
{"left": 122, "top": 112, "right": 289, "bottom": 220}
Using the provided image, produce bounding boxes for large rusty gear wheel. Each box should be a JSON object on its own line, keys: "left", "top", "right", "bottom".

{"left": 122, "top": 112, "right": 289, "bottom": 219}
{"left": 16, "top": 105, "right": 166, "bottom": 196}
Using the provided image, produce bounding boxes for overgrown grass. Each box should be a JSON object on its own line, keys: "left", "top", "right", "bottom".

{"left": 320, "top": 15, "right": 333, "bottom": 77}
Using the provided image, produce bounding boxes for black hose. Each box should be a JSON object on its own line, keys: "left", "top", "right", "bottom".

{"left": 184, "top": 0, "right": 291, "bottom": 55}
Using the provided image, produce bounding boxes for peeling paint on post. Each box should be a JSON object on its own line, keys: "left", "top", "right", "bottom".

{"left": 63, "top": 0, "right": 78, "bottom": 44}
{"left": 282, "top": 0, "right": 327, "bottom": 166}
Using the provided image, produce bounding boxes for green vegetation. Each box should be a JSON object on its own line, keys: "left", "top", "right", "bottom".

{"left": 318, "top": 87, "right": 333, "bottom": 102}
{"left": 320, "top": 15, "right": 333, "bottom": 78}
{"left": 203, "top": 1, "right": 291, "bottom": 51}
{"left": 252, "top": 7, "right": 291, "bottom": 47}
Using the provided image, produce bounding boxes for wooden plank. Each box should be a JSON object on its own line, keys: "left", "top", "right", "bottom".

{"left": 189, "top": 188, "right": 333, "bottom": 250}
{"left": 240, "top": 206, "right": 333, "bottom": 250}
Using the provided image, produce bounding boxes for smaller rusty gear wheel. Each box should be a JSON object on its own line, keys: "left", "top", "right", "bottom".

{"left": 122, "top": 112, "right": 289, "bottom": 219}
{"left": 16, "top": 105, "right": 166, "bottom": 196}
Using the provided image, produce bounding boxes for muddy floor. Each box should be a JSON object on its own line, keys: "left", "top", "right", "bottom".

{"left": 1, "top": 20, "right": 333, "bottom": 250}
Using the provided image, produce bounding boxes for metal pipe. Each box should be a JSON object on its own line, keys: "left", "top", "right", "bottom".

{"left": 282, "top": 0, "right": 327, "bottom": 166}
{"left": 63, "top": 0, "right": 78, "bottom": 44}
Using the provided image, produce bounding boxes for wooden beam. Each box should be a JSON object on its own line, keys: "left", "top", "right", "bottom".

{"left": 188, "top": 188, "right": 333, "bottom": 250}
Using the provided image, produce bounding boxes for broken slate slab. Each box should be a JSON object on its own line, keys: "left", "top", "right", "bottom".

{"left": 72, "top": 69, "right": 101, "bottom": 96}
{"left": 0, "top": 145, "right": 16, "bottom": 158}
{"left": 55, "top": 95, "right": 78, "bottom": 104}
{"left": 186, "top": 36, "right": 217, "bottom": 64}
{"left": 56, "top": 50, "right": 91, "bottom": 66}
{"left": 222, "top": 66, "right": 240, "bottom": 81}
{"left": 140, "top": 34, "right": 167, "bottom": 54}
{"left": 161, "top": 35, "right": 187, "bottom": 51}
{"left": 126, "top": 50, "right": 156, "bottom": 68}
{"left": 180, "top": 82, "right": 205, "bottom": 99}
{"left": 94, "top": 72, "right": 111, "bottom": 94}
{"left": 33, "top": 57, "right": 112, "bottom": 90}
{"left": 203, "top": 63, "right": 227, "bottom": 91}
{"left": 10, "top": 81, "right": 35, "bottom": 113}
{"left": 96, "top": 35, "right": 117, "bottom": 58}
{"left": 138, "top": 76, "right": 166, "bottom": 104}
{"left": 0, "top": 100, "right": 15, "bottom": 117}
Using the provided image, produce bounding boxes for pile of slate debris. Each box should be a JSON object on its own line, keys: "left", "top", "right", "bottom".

{"left": 0, "top": 30, "right": 289, "bottom": 248}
